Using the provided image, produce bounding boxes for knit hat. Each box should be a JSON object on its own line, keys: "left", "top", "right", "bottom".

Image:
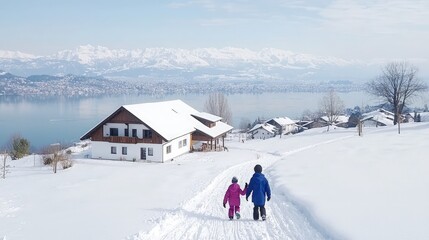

{"left": 254, "top": 164, "right": 262, "bottom": 173}
{"left": 232, "top": 176, "right": 238, "bottom": 183}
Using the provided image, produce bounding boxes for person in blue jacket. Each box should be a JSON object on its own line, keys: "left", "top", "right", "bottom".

{"left": 246, "top": 164, "right": 271, "bottom": 221}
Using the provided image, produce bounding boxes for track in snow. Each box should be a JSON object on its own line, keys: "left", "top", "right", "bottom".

{"left": 128, "top": 137, "right": 348, "bottom": 240}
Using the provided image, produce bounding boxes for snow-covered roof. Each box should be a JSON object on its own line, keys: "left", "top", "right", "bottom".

{"left": 266, "top": 117, "right": 295, "bottom": 126}
{"left": 191, "top": 112, "right": 222, "bottom": 123}
{"left": 82, "top": 99, "right": 233, "bottom": 141}
{"left": 194, "top": 120, "right": 233, "bottom": 138}
{"left": 248, "top": 123, "right": 277, "bottom": 134}
{"left": 320, "top": 115, "right": 349, "bottom": 123}
{"left": 361, "top": 111, "right": 394, "bottom": 126}
{"left": 125, "top": 100, "right": 233, "bottom": 140}
{"left": 123, "top": 100, "right": 196, "bottom": 141}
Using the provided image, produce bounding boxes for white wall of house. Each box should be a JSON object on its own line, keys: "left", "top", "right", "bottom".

{"left": 251, "top": 128, "right": 275, "bottom": 139}
{"left": 362, "top": 119, "right": 384, "bottom": 127}
{"left": 90, "top": 134, "right": 192, "bottom": 162}
{"left": 104, "top": 123, "right": 127, "bottom": 136}
{"left": 128, "top": 123, "right": 150, "bottom": 138}
{"left": 91, "top": 141, "right": 163, "bottom": 162}
{"left": 162, "top": 134, "right": 191, "bottom": 162}
{"left": 284, "top": 124, "right": 297, "bottom": 134}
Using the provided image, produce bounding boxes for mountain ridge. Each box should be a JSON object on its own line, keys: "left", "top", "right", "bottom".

{"left": 0, "top": 45, "right": 383, "bottom": 81}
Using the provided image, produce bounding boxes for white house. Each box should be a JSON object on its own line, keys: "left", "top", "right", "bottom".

{"left": 420, "top": 112, "right": 429, "bottom": 122}
{"left": 361, "top": 109, "right": 394, "bottom": 127}
{"left": 265, "top": 117, "right": 298, "bottom": 134}
{"left": 413, "top": 112, "right": 429, "bottom": 122}
{"left": 80, "top": 100, "right": 233, "bottom": 162}
{"left": 247, "top": 123, "right": 277, "bottom": 139}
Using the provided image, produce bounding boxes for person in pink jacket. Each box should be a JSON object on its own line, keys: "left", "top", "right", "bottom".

{"left": 223, "top": 176, "right": 248, "bottom": 220}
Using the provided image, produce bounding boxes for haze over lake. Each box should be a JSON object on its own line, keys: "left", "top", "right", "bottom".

{"left": 0, "top": 91, "right": 388, "bottom": 150}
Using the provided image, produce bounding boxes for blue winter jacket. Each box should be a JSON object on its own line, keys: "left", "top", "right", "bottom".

{"left": 246, "top": 172, "right": 271, "bottom": 206}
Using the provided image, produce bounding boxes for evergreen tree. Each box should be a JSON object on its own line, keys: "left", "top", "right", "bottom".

{"left": 10, "top": 135, "right": 30, "bottom": 160}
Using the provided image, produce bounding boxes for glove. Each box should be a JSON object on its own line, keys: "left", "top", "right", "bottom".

{"left": 246, "top": 196, "right": 249, "bottom": 201}
{"left": 223, "top": 203, "right": 226, "bottom": 208}
{"left": 245, "top": 182, "right": 248, "bottom": 188}
{"left": 267, "top": 196, "right": 271, "bottom": 201}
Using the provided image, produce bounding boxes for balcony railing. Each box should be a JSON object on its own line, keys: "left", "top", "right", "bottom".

{"left": 102, "top": 136, "right": 156, "bottom": 144}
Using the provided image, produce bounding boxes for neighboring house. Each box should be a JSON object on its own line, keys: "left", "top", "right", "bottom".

{"left": 409, "top": 112, "right": 429, "bottom": 122}
{"left": 404, "top": 113, "right": 415, "bottom": 123}
{"left": 305, "top": 120, "right": 329, "bottom": 129}
{"left": 301, "top": 115, "right": 349, "bottom": 130}
{"left": 80, "top": 100, "right": 233, "bottom": 162}
{"left": 295, "top": 120, "right": 313, "bottom": 131}
{"left": 419, "top": 112, "right": 429, "bottom": 122}
{"left": 265, "top": 117, "right": 298, "bottom": 135}
{"left": 361, "top": 109, "right": 394, "bottom": 127}
{"left": 320, "top": 115, "right": 349, "bottom": 126}
{"left": 247, "top": 123, "right": 277, "bottom": 139}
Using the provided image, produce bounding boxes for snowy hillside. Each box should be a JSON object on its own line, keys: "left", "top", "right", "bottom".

{"left": 2, "top": 123, "right": 429, "bottom": 239}
{"left": 0, "top": 45, "right": 379, "bottom": 81}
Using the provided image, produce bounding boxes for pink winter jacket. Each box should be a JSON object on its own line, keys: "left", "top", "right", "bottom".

{"left": 223, "top": 183, "right": 247, "bottom": 206}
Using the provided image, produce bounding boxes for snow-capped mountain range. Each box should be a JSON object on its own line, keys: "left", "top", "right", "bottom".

{"left": 0, "top": 45, "right": 380, "bottom": 81}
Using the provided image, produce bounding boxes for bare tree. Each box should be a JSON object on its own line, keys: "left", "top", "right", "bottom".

{"left": 319, "top": 89, "right": 345, "bottom": 131}
{"left": 301, "top": 109, "right": 322, "bottom": 121}
{"left": 42, "top": 143, "right": 72, "bottom": 173}
{"left": 204, "top": 92, "right": 233, "bottom": 124}
{"left": 238, "top": 117, "right": 251, "bottom": 132}
{"left": 367, "top": 62, "right": 427, "bottom": 130}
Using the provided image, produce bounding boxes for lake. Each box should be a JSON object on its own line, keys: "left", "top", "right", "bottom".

{"left": 0, "top": 92, "right": 381, "bottom": 150}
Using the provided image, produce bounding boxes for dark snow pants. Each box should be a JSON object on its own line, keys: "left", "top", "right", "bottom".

{"left": 253, "top": 205, "right": 266, "bottom": 220}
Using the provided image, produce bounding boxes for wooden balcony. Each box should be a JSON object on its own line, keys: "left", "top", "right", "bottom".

{"left": 100, "top": 136, "right": 158, "bottom": 144}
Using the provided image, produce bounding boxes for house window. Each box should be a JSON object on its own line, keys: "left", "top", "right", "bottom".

{"left": 179, "top": 140, "right": 183, "bottom": 148}
{"left": 111, "top": 146, "right": 117, "bottom": 154}
{"left": 148, "top": 147, "right": 153, "bottom": 156}
{"left": 166, "top": 145, "right": 171, "bottom": 154}
{"left": 183, "top": 139, "right": 187, "bottom": 146}
{"left": 110, "top": 128, "right": 118, "bottom": 136}
{"left": 122, "top": 147, "right": 127, "bottom": 155}
{"left": 124, "top": 129, "right": 129, "bottom": 137}
{"left": 132, "top": 129, "right": 137, "bottom": 138}
{"left": 143, "top": 130, "right": 152, "bottom": 139}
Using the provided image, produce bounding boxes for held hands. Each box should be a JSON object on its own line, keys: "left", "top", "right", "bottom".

{"left": 245, "top": 182, "right": 248, "bottom": 188}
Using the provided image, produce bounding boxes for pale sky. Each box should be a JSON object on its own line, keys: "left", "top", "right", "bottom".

{"left": 1, "top": 0, "right": 428, "bottom": 61}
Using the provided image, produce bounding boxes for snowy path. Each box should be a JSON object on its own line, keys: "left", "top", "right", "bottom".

{"left": 128, "top": 137, "right": 350, "bottom": 240}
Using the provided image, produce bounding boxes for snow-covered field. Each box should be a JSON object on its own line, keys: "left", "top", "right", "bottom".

{"left": 1, "top": 123, "right": 429, "bottom": 240}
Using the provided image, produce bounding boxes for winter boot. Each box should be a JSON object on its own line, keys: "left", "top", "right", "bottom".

{"left": 260, "top": 206, "right": 266, "bottom": 221}
{"left": 235, "top": 211, "right": 241, "bottom": 220}
{"left": 229, "top": 216, "right": 233, "bottom": 220}
{"left": 253, "top": 206, "right": 259, "bottom": 220}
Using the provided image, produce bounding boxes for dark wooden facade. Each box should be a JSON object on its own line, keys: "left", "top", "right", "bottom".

{"left": 81, "top": 107, "right": 164, "bottom": 144}
{"left": 192, "top": 116, "right": 216, "bottom": 128}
